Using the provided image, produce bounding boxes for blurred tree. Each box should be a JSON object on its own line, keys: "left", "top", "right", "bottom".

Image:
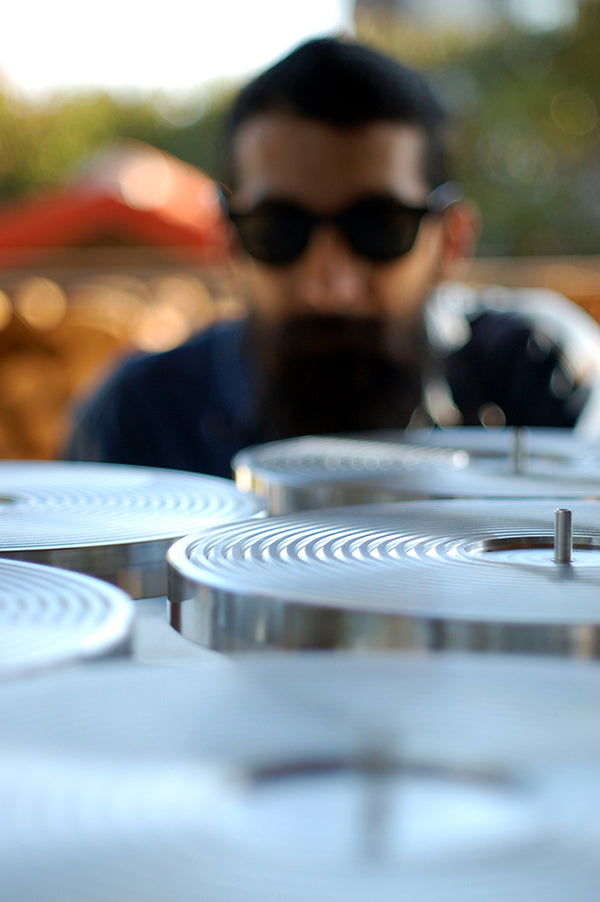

{"left": 0, "top": 85, "right": 235, "bottom": 203}
{"left": 355, "top": 1, "right": 600, "bottom": 255}
{"left": 151, "top": 85, "right": 237, "bottom": 179}
{"left": 0, "top": 91, "right": 171, "bottom": 200}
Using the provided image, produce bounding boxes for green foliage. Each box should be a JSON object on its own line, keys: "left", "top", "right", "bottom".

{"left": 0, "top": 92, "right": 157, "bottom": 198}
{"left": 358, "top": 3, "right": 600, "bottom": 255}
{"left": 446, "top": 7, "right": 600, "bottom": 255}
{"left": 0, "top": 84, "right": 237, "bottom": 204}
{"left": 151, "top": 87, "right": 237, "bottom": 179}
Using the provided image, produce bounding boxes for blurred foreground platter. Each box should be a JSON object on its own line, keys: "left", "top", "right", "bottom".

{"left": 1, "top": 653, "right": 600, "bottom": 901}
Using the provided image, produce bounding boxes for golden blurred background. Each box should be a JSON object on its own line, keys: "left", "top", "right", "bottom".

{"left": 0, "top": 261, "right": 247, "bottom": 460}
{"left": 2, "top": 252, "right": 600, "bottom": 461}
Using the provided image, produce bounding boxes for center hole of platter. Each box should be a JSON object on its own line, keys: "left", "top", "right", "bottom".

{"left": 466, "top": 535, "right": 600, "bottom": 566}
{"left": 205, "top": 758, "right": 538, "bottom": 866}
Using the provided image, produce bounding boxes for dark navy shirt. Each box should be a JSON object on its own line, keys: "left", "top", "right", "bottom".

{"left": 65, "top": 312, "right": 587, "bottom": 478}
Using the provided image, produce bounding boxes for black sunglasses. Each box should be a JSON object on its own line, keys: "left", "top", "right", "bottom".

{"left": 219, "top": 183, "right": 462, "bottom": 265}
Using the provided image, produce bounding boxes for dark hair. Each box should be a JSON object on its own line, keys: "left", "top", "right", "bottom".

{"left": 219, "top": 37, "right": 450, "bottom": 190}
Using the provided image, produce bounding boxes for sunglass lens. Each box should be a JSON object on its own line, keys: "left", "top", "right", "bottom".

{"left": 237, "top": 206, "right": 311, "bottom": 264}
{"left": 343, "top": 199, "right": 422, "bottom": 261}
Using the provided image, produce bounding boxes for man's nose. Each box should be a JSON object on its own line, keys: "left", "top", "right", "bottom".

{"left": 293, "top": 225, "right": 370, "bottom": 315}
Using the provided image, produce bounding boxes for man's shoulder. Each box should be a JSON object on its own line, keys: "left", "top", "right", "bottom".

{"left": 65, "top": 317, "right": 251, "bottom": 468}
{"left": 105, "top": 317, "right": 248, "bottom": 388}
{"left": 427, "top": 280, "right": 600, "bottom": 368}
{"left": 430, "top": 281, "right": 600, "bottom": 428}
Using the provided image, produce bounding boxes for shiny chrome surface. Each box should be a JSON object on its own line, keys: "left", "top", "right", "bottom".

{"left": 168, "top": 498, "right": 600, "bottom": 654}
{"left": 1, "top": 653, "right": 600, "bottom": 900}
{"left": 0, "top": 461, "right": 265, "bottom": 597}
{"left": 0, "top": 558, "right": 133, "bottom": 676}
{"left": 233, "top": 428, "right": 600, "bottom": 514}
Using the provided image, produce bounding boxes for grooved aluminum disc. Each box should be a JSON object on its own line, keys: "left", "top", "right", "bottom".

{"left": 0, "top": 461, "right": 264, "bottom": 597}
{"left": 169, "top": 499, "right": 600, "bottom": 654}
{"left": 0, "top": 558, "right": 133, "bottom": 676}
{"left": 233, "top": 428, "right": 600, "bottom": 513}
{"left": 1, "top": 654, "right": 600, "bottom": 901}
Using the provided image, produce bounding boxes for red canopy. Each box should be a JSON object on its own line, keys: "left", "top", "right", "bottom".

{"left": 0, "top": 140, "right": 230, "bottom": 267}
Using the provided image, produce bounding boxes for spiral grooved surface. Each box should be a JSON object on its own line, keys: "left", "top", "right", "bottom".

{"left": 169, "top": 499, "right": 600, "bottom": 623}
{"left": 0, "top": 558, "right": 133, "bottom": 675}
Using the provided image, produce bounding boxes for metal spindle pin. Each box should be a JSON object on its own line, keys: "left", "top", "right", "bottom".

{"left": 511, "top": 427, "right": 526, "bottom": 474}
{"left": 554, "top": 508, "right": 573, "bottom": 564}
{"left": 359, "top": 734, "right": 394, "bottom": 863}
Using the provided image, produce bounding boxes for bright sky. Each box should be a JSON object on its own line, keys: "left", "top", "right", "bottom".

{"left": 2, "top": 0, "right": 352, "bottom": 100}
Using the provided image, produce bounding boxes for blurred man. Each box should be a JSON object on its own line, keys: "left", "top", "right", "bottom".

{"left": 65, "top": 37, "right": 592, "bottom": 477}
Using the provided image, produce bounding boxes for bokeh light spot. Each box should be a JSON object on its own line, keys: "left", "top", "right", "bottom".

{"left": 132, "top": 301, "right": 192, "bottom": 352}
{"left": 14, "top": 278, "right": 67, "bottom": 330}
{"left": 509, "top": 0, "right": 577, "bottom": 33}
{"left": 119, "top": 156, "right": 174, "bottom": 209}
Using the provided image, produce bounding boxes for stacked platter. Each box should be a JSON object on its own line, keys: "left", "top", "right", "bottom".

{"left": 168, "top": 498, "right": 600, "bottom": 654}
{"left": 0, "top": 557, "right": 133, "bottom": 677}
{"left": 1, "top": 653, "right": 600, "bottom": 900}
{"left": 233, "top": 427, "right": 600, "bottom": 513}
{"left": 0, "top": 461, "right": 264, "bottom": 597}
{"left": 5, "top": 429, "right": 600, "bottom": 899}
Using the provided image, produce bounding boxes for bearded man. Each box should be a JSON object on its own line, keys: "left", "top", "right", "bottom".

{"left": 65, "top": 37, "right": 591, "bottom": 476}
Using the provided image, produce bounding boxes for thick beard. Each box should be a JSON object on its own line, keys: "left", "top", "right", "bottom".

{"left": 248, "top": 314, "right": 430, "bottom": 440}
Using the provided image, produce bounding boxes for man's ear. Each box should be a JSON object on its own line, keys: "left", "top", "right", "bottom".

{"left": 438, "top": 199, "right": 481, "bottom": 278}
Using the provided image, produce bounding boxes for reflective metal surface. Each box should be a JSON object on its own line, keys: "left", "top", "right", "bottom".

{"left": 0, "top": 557, "right": 133, "bottom": 676}
{"left": 1, "top": 653, "right": 600, "bottom": 900}
{"left": 233, "top": 427, "right": 600, "bottom": 513}
{"left": 404, "top": 425, "right": 600, "bottom": 462}
{"left": 0, "top": 461, "right": 265, "bottom": 597}
{"left": 169, "top": 498, "right": 600, "bottom": 654}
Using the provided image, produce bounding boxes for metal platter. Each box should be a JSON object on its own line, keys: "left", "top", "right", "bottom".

{"left": 0, "top": 557, "right": 133, "bottom": 677}
{"left": 1, "top": 653, "right": 600, "bottom": 900}
{"left": 233, "top": 427, "right": 600, "bottom": 514}
{"left": 169, "top": 498, "right": 600, "bottom": 654}
{"left": 0, "top": 461, "right": 265, "bottom": 597}
{"left": 403, "top": 426, "right": 600, "bottom": 474}
{"left": 404, "top": 426, "right": 600, "bottom": 462}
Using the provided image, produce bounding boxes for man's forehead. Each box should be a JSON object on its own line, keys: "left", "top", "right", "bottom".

{"left": 231, "top": 112, "right": 431, "bottom": 208}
